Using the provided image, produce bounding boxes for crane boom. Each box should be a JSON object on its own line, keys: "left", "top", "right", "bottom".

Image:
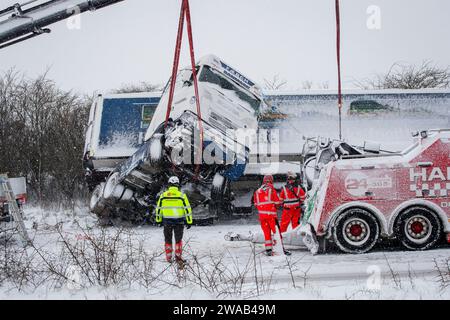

{"left": 0, "top": 0, "right": 124, "bottom": 49}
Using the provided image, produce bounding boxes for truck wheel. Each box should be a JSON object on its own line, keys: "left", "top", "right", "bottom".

{"left": 212, "top": 173, "right": 225, "bottom": 193}
{"left": 394, "top": 206, "right": 442, "bottom": 251}
{"left": 90, "top": 183, "right": 107, "bottom": 216}
{"left": 333, "top": 208, "right": 380, "bottom": 254}
{"left": 103, "top": 171, "right": 120, "bottom": 200}
{"left": 147, "top": 135, "right": 164, "bottom": 165}
{"left": 210, "top": 173, "right": 225, "bottom": 215}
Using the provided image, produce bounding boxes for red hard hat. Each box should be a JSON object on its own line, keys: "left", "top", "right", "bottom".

{"left": 263, "top": 175, "right": 274, "bottom": 184}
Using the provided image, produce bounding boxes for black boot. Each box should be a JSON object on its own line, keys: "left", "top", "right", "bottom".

{"left": 265, "top": 249, "right": 273, "bottom": 256}
{"left": 284, "top": 250, "right": 292, "bottom": 256}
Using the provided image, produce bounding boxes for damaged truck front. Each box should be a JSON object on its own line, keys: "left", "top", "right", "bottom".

{"left": 88, "top": 54, "right": 265, "bottom": 224}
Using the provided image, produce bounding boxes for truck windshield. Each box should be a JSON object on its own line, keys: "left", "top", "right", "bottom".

{"left": 199, "top": 65, "right": 260, "bottom": 112}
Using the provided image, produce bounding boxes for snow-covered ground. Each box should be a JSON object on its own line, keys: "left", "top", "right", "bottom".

{"left": 1, "top": 206, "right": 448, "bottom": 300}
{"left": 2, "top": 102, "right": 449, "bottom": 300}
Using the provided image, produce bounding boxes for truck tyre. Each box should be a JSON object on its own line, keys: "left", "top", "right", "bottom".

{"left": 90, "top": 183, "right": 107, "bottom": 216}
{"left": 210, "top": 173, "right": 225, "bottom": 217}
{"left": 103, "top": 171, "right": 120, "bottom": 200}
{"left": 333, "top": 208, "right": 380, "bottom": 254}
{"left": 210, "top": 173, "right": 231, "bottom": 216}
{"left": 394, "top": 206, "right": 442, "bottom": 251}
{"left": 147, "top": 135, "right": 164, "bottom": 165}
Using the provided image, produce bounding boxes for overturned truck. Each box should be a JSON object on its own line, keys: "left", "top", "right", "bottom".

{"left": 88, "top": 55, "right": 269, "bottom": 224}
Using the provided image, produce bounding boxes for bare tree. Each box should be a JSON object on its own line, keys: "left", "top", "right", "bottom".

{"left": 0, "top": 69, "right": 90, "bottom": 205}
{"left": 318, "top": 81, "right": 330, "bottom": 89}
{"left": 302, "top": 80, "right": 313, "bottom": 90}
{"left": 263, "top": 75, "right": 287, "bottom": 91}
{"left": 112, "top": 81, "right": 162, "bottom": 94}
{"left": 354, "top": 60, "right": 450, "bottom": 90}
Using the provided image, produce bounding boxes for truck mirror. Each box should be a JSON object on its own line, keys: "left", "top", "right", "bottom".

{"left": 363, "top": 141, "right": 381, "bottom": 153}
{"left": 420, "top": 130, "right": 428, "bottom": 139}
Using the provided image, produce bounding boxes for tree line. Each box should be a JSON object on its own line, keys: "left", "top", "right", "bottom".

{"left": 0, "top": 70, "right": 91, "bottom": 206}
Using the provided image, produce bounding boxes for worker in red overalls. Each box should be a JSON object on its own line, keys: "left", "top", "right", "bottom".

{"left": 253, "top": 174, "right": 281, "bottom": 256}
{"left": 279, "top": 171, "right": 306, "bottom": 233}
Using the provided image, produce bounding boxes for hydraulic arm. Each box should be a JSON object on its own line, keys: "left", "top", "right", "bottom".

{"left": 0, "top": 0, "right": 124, "bottom": 49}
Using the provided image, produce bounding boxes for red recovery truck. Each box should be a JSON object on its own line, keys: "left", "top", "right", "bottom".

{"left": 301, "top": 129, "right": 450, "bottom": 254}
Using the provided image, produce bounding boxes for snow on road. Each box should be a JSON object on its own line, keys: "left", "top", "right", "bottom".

{"left": 1, "top": 206, "right": 448, "bottom": 300}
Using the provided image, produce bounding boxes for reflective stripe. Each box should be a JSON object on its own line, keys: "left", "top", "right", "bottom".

{"left": 257, "top": 201, "right": 278, "bottom": 205}
{"left": 259, "top": 211, "right": 277, "bottom": 215}
{"left": 283, "top": 199, "right": 300, "bottom": 204}
{"left": 156, "top": 206, "right": 190, "bottom": 210}
{"left": 283, "top": 203, "right": 300, "bottom": 208}
{"left": 163, "top": 216, "right": 187, "bottom": 219}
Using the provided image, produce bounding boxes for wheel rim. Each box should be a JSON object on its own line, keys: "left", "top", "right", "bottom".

{"left": 89, "top": 189, "right": 100, "bottom": 209}
{"left": 342, "top": 217, "right": 370, "bottom": 246}
{"left": 90, "top": 183, "right": 104, "bottom": 210}
{"left": 103, "top": 173, "right": 119, "bottom": 199}
{"left": 404, "top": 215, "right": 432, "bottom": 244}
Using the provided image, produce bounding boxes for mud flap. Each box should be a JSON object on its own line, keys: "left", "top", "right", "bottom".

{"left": 298, "top": 223, "right": 319, "bottom": 255}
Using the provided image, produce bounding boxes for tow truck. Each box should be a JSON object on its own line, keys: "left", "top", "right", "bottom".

{"left": 226, "top": 129, "right": 450, "bottom": 254}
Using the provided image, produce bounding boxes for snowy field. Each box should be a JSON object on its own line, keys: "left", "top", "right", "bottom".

{"left": 1, "top": 107, "right": 449, "bottom": 300}
{"left": 1, "top": 206, "right": 448, "bottom": 300}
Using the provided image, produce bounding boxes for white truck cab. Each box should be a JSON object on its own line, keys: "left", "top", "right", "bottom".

{"left": 145, "top": 54, "right": 262, "bottom": 141}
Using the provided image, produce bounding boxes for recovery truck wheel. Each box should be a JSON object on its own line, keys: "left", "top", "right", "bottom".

{"left": 394, "top": 206, "right": 442, "bottom": 251}
{"left": 333, "top": 208, "right": 380, "bottom": 254}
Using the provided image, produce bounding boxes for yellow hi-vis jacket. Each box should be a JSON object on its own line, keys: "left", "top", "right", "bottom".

{"left": 155, "top": 186, "right": 193, "bottom": 225}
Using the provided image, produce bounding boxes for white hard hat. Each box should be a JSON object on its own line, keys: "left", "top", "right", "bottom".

{"left": 287, "top": 171, "right": 297, "bottom": 179}
{"left": 168, "top": 176, "right": 180, "bottom": 185}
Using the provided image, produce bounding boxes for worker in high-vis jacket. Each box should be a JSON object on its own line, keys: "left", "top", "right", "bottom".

{"left": 253, "top": 174, "right": 281, "bottom": 256}
{"left": 155, "top": 176, "right": 193, "bottom": 263}
{"left": 279, "top": 171, "right": 306, "bottom": 233}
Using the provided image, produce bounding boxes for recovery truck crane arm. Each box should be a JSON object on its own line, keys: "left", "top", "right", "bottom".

{"left": 0, "top": 0, "right": 124, "bottom": 49}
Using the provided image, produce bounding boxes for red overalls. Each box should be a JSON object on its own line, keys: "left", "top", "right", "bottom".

{"left": 253, "top": 183, "right": 280, "bottom": 250}
{"left": 279, "top": 184, "right": 306, "bottom": 233}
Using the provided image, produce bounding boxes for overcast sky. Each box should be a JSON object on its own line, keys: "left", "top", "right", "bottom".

{"left": 0, "top": 0, "right": 449, "bottom": 94}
